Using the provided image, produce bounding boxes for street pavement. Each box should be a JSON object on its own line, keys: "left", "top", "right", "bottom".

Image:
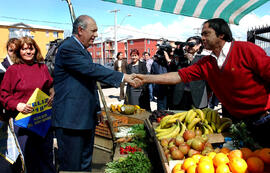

{"left": 98, "top": 86, "right": 157, "bottom": 111}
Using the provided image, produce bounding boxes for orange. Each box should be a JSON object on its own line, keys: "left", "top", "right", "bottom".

{"left": 213, "top": 153, "right": 230, "bottom": 167}
{"left": 228, "top": 149, "right": 243, "bottom": 160}
{"left": 240, "top": 148, "right": 253, "bottom": 160}
{"left": 229, "top": 157, "right": 248, "bottom": 173}
{"left": 182, "top": 158, "right": 196, "bottom": 171}
{"left": 252, "top": 149, "right": 261, "bottom": 157}
{"left": 220, "top": 147, "right": 231, "bottom": 154}
{"left": 172, "top": 163, "right": 183, "bottom": 173}
{"left": 187, "top": 164, "right": 198, "bottom": 173}
{"left": 216, "top": 164, "right": 231, "bottom": 173}
{"left": 192, "top": 154, "right": 203, "bottom": 164}
{"left": 197, "top": 161, "right": 215, "bottom": 173}
{"left": 199, "top": 156, "right": 213, "bottom": 165}
{"left": 207, "top": 152, "right": 216, "bottom": 159}
{"left": 258, "top": 148, "right": 270, "bottom": 164}
{"left": 246, "top": 156, "right": 264, "bottom": 173}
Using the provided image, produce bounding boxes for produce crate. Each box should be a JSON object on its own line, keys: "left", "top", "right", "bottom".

{"left": 95, "top": 113, "right": 129, "bottom": 139}
{"left": 95, "top": 112, "right": 144, "bottom": 139}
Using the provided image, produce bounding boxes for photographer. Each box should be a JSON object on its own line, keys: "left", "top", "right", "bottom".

{"left": 172, "top": 36, "right": 209, "bottom": 110}
{"left": 151, "top": 41, "right": 176, "bottom": 110}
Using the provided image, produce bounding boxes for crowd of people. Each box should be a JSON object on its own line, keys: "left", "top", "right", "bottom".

{"left": 0, "top": 15, "right": 269, "bottom": 173}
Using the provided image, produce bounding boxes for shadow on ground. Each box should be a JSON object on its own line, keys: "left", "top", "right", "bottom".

{"left": 91, "top": 147, "right": 112, "bottom": 173}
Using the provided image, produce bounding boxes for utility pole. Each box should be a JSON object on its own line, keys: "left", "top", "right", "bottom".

{"left": 110, "top": 9, "right": 120, "bottom": 60}
{"left": 193, "top": 27, "right": 201, "bottom": 36}
{"left": 64, "top": 0, "right": 76, "bottom": 23}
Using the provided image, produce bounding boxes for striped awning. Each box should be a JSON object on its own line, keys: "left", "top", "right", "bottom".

{"left": 102, "top": 0, "right": 268, "bottom": 24}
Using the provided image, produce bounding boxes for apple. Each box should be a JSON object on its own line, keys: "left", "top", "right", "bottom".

{"left": 188, "top": 149, "right": 200, "bottom": 157}
{"left": 171, "top": 149, "right": 184, "bottom": 160}
{"left": 178, "top": 143, "right": 190, "bottom": 155}
{"left": 170, "top": 146, "right": 178, "bottom": 153}
{"left": 183, "top": 130, "right": 195, "bottom": 141}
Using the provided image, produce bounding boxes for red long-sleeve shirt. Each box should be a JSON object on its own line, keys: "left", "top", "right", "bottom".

{"left": 178, "top": 41, "right": 270, "bottom": 119}
{"left": 1, "top": 63, "right": 53, "bottom": 111}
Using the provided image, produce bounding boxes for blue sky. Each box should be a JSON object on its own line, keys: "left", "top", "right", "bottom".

{"left": 0, "top": 0, "right": 269, "bottom": 41}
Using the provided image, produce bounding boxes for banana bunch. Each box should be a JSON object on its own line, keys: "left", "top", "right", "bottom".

{"left": 155, "top": 109, "right": 206, "bottom": 137}
{"left": 201, "top": 108, "right": 232, "bottom": 133}
{"left": 154, "top": 108, "right": 233, "bottom": 139}
{"left": 159, "top": 112, "right": 187, "bottom": 128}
{"left": 155, "top": 120, "right": 182, "bottom": 140}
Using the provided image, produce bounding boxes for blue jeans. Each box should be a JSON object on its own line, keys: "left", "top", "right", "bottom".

{"left": 157, "top": 96, "right": 167, "bottom": 110}
{"left": 149, "top": 84, "right": 153, "bottom": 101}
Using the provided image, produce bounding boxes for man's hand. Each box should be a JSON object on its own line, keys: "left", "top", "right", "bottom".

{"left": 16, "top": 103, "right": 33, "bottom": 114}
{"left": 124, "top": 74, "right": 143, "bottom": 88}
{"left": 185, "top": 53, "right": 194, "bottom": 62}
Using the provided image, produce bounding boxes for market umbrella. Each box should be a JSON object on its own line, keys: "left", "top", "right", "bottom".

{"left": 102, "top": 0, "right": 268, "bottom": 24}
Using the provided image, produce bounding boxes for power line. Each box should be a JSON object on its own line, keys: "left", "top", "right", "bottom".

{"left": 0, "top": 16, "right": 71, "bottom": 25}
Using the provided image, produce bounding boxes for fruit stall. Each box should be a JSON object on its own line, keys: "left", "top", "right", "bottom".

{"left": 145, "top": 108, "right": 270, "bottom": 173}
{"left": 96, "top": 105, "right": 270, "bottom": 173}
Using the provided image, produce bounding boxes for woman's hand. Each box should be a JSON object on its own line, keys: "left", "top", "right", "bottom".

{"left": 47, "top": 87, "right": 55, "bottom": 106}
{"left": 16, "top": 103, "right": 33, "bottom": 114}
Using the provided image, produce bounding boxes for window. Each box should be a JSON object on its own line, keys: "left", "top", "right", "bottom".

{"left": 129, "top": 40, "right": 134, "bottom": 45}
{"left": 9, "top": 28, "right": 31, "bottom": 38}
{"left": 147, "top": 40, "right": 150, "bottom": 44}
{"left": 46, "top": 31, "right": 49, "bottom": 37}
{"left": 148, "top": 48, "right": 150, "bottom": 53}
{"left": 53, "top": 32, "right": 58, "bottom": 38}
{"left": 97, "top": 43, "right": 101, "bottom": 48}
{"left": 96, "top": 51, "right": 101, "bottom": 56}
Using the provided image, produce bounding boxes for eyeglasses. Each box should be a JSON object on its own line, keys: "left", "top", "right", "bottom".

{"left": 186, "top": 42, "right": 196, "bottom": 47}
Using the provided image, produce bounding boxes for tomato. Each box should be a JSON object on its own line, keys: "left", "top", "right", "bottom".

{"left": 157, "top": 117, "right": 161, "bottom": 123}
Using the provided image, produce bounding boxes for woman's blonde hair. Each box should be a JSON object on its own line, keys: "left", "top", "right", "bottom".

{"left": 12, "top": 37, "right": 44, "bottom": 64}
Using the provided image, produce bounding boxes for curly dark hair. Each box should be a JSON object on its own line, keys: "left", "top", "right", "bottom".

{"left": 12, "top": 37, "right": 44, "bottom": 64}
{"left": 130, "top": 49, "right": 140, "bottom": 56}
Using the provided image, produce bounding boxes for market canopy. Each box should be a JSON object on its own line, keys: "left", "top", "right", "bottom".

{"left": 102, "top": 0, "right": 268, "bottom": 25}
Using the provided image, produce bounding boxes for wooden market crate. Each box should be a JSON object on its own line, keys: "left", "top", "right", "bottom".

{"left": 95, "top": 113, "right": 128, "bottom": 139}
{"left": 95, "top": 112, "right": 144, "bottom": 139}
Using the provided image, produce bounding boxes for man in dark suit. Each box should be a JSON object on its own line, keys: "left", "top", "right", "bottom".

{"left": 52, "top": 15, "right": 136, "bottom": 172}
{"left": 114, "top": 52, "right": 127, "bottom": 100}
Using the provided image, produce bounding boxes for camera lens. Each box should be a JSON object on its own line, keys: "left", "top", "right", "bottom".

{"left": 187, "top": 42, "right": 196, "bottom": 47}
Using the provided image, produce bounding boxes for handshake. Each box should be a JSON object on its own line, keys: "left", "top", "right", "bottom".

{"left": 124, "top": 74, "right": 145, "bottom": 88}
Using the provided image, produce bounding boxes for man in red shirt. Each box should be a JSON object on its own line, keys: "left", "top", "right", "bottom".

{"left": 134, "top": 18, "right": 270, "bottom": 146}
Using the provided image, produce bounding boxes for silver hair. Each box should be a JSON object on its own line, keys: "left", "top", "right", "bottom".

{"left": 72, "top": 15, "right": 90, "bottom": 34}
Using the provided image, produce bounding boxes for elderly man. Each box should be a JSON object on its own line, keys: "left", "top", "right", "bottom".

{"left": 52, "top": 15, "right": 135, "bottom": 171}
{"left": 135, "top": 18, "right": 270, "bottom": 147}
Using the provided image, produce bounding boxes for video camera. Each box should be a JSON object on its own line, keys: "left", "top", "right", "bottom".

{"left": 173, "top": 41, "right": 195, "bottom": 68}
{"left": 154, "top": 40, "right": 173, "bottom": 65}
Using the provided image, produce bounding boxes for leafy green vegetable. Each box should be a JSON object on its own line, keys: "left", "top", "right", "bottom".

{"left": 105, "top": 152, "right": 152, "bottom": 173}
{"left": 229, "top": 121, "right": 262, "bottom": 150}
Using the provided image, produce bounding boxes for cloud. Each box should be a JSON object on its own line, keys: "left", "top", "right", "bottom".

{"left": 101, "top": 13, "right": 269, "bottom": 42}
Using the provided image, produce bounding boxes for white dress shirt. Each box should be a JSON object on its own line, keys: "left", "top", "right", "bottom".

{"left": 210, "top": 42, "right": 231, "bottom": 69}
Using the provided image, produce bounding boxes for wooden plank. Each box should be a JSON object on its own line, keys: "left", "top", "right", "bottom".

{"left": 207, "top": 133, "right": 225, "bottom": 143}
{"left": 94, "top": 135, "right": 113, "bottom": 150}
{"left": 153, "top": 130, "right": 170, "bottom": 173}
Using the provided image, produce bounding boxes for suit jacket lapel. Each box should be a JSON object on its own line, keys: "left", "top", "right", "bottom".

{"left": 70, "top": 37, "right": 93, "bottom": 62}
